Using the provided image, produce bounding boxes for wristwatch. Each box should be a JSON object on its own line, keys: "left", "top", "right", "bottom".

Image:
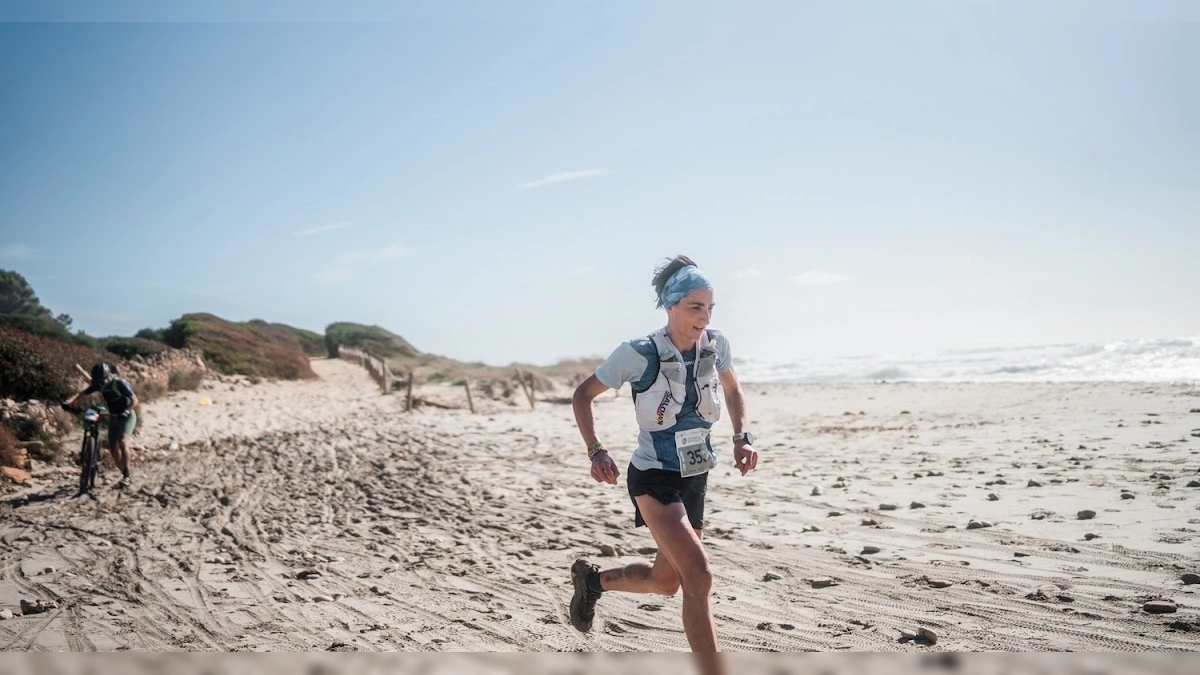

{"left": 732, "top": 432, "right": 754, "bottom": 445}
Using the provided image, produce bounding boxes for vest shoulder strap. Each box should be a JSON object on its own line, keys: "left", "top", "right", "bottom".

{"left": 633, "top": 329, "right": 718, "bottom": 398}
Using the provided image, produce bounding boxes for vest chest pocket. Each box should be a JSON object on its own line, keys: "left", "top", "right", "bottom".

{"left": 696, "top": 381, "right": 722, "bottom": 423}
{"left": 694, "top": 353, "right": 722, "bottom": 423}
{"left": 634, "top": 361, "right": 687, "bottom": 431}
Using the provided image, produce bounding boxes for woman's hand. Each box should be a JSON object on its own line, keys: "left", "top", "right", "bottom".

{"left": 733, "top": 443, "right": 758, "bottom": 476}
{"left": 590, "top": 450, "right": 620, "bottom": 485}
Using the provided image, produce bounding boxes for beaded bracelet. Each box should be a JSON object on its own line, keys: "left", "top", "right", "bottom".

{"left": 587, "top": 441, "right": 607, "bottom": 460}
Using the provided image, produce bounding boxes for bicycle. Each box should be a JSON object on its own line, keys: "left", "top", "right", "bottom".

{"left": 62, "top": 403, "right": 107, "bottom": 495}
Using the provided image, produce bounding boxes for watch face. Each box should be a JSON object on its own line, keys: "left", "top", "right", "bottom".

{"left": 744, "top": 432, "right": 754, "bottom": 445}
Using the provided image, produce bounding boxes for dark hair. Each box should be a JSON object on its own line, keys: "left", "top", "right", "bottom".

{"left": 652, "top": 255, "right": 698, "bottom": 309}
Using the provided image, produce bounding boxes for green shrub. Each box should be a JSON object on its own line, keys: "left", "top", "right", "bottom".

{"left": 244, "top": 320, "right": 326, "bottom": 357}
{"left": 326, "top": 322, "right": 418, "bottom": 359}
{"left": 0, "top": 326, "right": 104, "bottom": 401}
{"left": 159, "top": 313, "right": 314, "bottom": 379}
{"left": 103, "top": 337, "right": 170, "bottom": 360}
{"left": 0, "top": 313, "right": 72, "bottom": 340}
{"left": 135, "top": 327, "right": 167, "bottom": 343}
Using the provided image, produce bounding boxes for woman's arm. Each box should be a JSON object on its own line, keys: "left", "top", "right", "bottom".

{"left": 719, "top": 367, "right": 758, "bottom": 476}
{"left": 572, "top": 374, "right": 620, "bottom": 485}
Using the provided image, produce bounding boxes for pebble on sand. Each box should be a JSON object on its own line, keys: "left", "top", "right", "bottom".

{"left": 966, "top": 519, "right": 993, "bottom": 530}
{"left": 879, "top": 503, "right": 898, "bottom": 511}
{"left": 598, "top": 544, "right": 619, "bottom": 557}
{"left": 19, "top": 599, "right": 55, "bottom": 615}
{"left": 762, "top": 572, "right": 782, "bottom": 582}
{"left": 1187, "top": 480, "right": 1200, "bottom": 488}
{"left": 987, "top": 493, "right": 999, "bottom": 501}
{"left": 917, "top": 627, "right": 939, "bottom": 644}
{"left": 1084, "top": 533, "right": 1101, "bottom": 541}
{"left": 297, "top": 569, "right": 322, "bottom": 580}
{"left": 1077, "top": 510, "right": 1097, "bottom": 520}
{"left": 0, "top": 609, "right": 13, "bottom": 620}
{"left": 910, "top": 502, "right": 926, "bottom": 509}
{"left": 1027, "top": 480, "right": 1042, "bottom": 488}
{"left": 810, "top": 578, "right": 837, "bottom": 589}
{"left": 861, "top": 546, "right": 881, "bottom": 555}
{"left": 1143, "top": 601, "right": 1177, "bottom": 614}
{"left": 927, "top": 579, "right": 954, "bottom": 589}
{"left": 811, "top": 486, "right": 823, "bottom": 496}
{"left": 1180, "top": 573, "right": 1200, "bottom": 585}
{"left": 312, "top": 595, "right": 335, "bottom": 603}
{"left": 1121, "top": 493, "right": 1136, "bottom": 500}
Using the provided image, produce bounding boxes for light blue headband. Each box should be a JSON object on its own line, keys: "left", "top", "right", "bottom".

{"left": 660, "top": 265, "right": 713, "bottom": 309}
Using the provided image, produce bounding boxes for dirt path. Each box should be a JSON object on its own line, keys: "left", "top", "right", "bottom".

{"left": 1, "top": 361, "right": 1197, "bottom": 651}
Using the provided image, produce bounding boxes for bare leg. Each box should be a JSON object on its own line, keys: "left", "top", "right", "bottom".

{"left": 628, "top": 495, "right": 718, "bottom": 653}
{"left": 111, "top": 439, "right": 130, "bottom": 476}
{"left": 599, "top": 525, "right": 704, "bottom": 595}
{"left": 691, "top": 653, "right": 728, "bottom": 675}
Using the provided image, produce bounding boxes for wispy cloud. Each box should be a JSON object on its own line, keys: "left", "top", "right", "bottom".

{"left": 293, "top": 221, "right": 354, "bottom": 237}
{"left": 519, "top": 169, "right": 613, "bottom": 190}
{"left": 316, "top": 243, "right": 409, "bottom": 284}
{"left": 736, "top": 269, "right": 762, "bottom": 279}
{"left": 314, "top": 269, "right": 352, "bottom": 284}
{"left": 790, "top": 270, "right": 850, "bottom": 286}
{"left": 331, "top": 243, "right": 408, "bottom": 266}
{"left": 0, "top": 244, "right": 31, "bottom": 258}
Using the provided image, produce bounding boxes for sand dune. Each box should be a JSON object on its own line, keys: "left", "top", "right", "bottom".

{"left": 1, "top": 359, "right": 1197, "bottom": 652}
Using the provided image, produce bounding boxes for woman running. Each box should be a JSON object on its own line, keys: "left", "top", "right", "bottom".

{"left": 568, "top": 254, "right": 759, "bottom": 656}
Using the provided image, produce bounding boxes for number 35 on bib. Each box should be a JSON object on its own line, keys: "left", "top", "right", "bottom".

{"left": 675, "top": 428, "right": 717, "bottom": 477}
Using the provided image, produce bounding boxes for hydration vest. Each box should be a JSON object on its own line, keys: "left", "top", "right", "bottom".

{"left": 101, "top": 377, "right": 133, "bottom": 413}
{"left": 632, "top": 327, "right": 722, "bottom": 432}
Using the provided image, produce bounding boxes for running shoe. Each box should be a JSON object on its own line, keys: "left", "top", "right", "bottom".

{"left": 569, "top": 558, "right": 601, "bottom": 632}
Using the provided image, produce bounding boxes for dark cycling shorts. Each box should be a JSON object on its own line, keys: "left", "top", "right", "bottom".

{"left": 107, "top": 410, "right": 137, "bottom": 446}
{"left": 627, "top": 463, "right": 709, "bottom": 531}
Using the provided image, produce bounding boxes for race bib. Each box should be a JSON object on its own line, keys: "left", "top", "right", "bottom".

{"left": 676, "top": 428, "right": 716, "bottom": 477}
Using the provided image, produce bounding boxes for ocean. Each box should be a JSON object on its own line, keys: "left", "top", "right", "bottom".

{"left": 735, "top": 335, "right": 1200, "bottom": 384}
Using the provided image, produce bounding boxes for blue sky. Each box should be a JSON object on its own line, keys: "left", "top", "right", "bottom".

{"left": 1, "top": 5, "right": 1198, "bottom": 366}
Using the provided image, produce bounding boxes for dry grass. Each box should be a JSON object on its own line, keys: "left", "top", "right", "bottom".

{"left": 0, "top": 425, "right": 22, "bottom": 469}
{"left": 165, "top": 313, "right": 315, "bottom": 380}
{"left": 168, "top": 369, "right": 205, "bottom": 391}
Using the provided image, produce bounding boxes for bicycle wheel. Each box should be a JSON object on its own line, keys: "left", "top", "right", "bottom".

{"left": 79, "top": 436, "right": 97, "bottom": 493}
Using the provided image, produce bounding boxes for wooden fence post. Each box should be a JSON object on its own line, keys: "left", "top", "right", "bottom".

{"left": 406, "top": 371, "right": 414, "bottom": 412}
{"left": 514, "top": 369, "right": 535, "bottom": 409}
{"left": 464, "top": 381, "right": 475, "bottom": 414}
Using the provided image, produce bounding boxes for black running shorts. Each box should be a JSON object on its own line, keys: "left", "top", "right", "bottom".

{"left": 626, "top": 463, "right": 709, "bottom": 530}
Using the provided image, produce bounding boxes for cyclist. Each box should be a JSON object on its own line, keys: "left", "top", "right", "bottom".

{"left": 569, "top": 255, "right": 758, "bottom": 659}
{"left": 64, "top": 363, "right": 138, "bottom": 488}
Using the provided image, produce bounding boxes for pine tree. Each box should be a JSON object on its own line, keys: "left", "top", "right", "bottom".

{"left": 0, "top": 269, "right": 51, "bottom": 317}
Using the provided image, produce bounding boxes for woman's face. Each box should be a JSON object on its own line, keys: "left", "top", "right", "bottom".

{"left": 666, "top": 287, "right": 715, "bottom": 343}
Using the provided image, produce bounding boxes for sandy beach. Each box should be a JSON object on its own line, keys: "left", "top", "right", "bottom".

{"left": 1, "top": 358, "right": 1197, "bottom": 652}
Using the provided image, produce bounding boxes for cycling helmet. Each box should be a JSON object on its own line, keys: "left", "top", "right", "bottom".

{"left": 90, "top": 363, "right": 111, "bottom": 387}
